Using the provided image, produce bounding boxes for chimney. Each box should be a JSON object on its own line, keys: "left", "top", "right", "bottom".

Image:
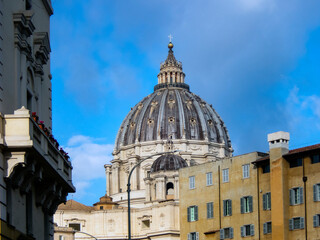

{"left": 267, "top": 131, "right": 290, "bottom": 154}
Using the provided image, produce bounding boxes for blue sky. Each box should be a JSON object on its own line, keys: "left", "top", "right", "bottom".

{"left": 50, "top": 0, "right": 320, "bottom": 205}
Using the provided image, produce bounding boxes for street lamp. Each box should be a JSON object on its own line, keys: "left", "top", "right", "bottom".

{"left": 127, "top": 150, "right": 180, "bottom": 240}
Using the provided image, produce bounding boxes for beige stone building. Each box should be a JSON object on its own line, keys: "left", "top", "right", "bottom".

{"left": 179, "top": 131, "right": 320, "bottom": 240}
{"left": 54, "top": 42, "right": 233, "bottom": 239}
{"left": 0, "top": 0, "right": 75, "bottom": 239}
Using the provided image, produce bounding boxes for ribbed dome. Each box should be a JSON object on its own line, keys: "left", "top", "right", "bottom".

{"left": 114, "top": 43, "right": 232, "bottom": 153}
{"left": 150, "top": 154, "right": 188, "bottom": 173}
{"left": 114, "top": 88, "right": 232, "bottom": 151}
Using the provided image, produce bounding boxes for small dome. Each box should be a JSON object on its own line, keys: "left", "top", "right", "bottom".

{"left": 150, "top": 154, "right": 188, "bottom": 173}
{"left": 168, "top": 42, "right": 173, "bottom": 49}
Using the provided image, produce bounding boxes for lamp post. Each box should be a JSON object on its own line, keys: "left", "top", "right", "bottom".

{"left": 127, "top": 150, "right": 180, "bottom": 240}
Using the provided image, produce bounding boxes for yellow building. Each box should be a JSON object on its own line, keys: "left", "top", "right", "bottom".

{"left": 180, "top": 131, "right": 320, "bottom": 240}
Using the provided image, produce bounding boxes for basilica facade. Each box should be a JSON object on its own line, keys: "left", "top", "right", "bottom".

{"left": 54, "top": 42, "right": 233, "bottom": 240}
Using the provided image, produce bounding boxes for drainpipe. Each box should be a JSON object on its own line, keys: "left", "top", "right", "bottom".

{"left": 256, "top": 163, "right": 261, "bottom": 240}
{"left": 302, "top": 158, "right": 307, "bottom": 240}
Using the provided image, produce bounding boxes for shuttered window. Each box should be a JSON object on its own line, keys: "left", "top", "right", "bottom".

{"left": 240, "top": 196, "right": 253, "bottom": 213}
{"left": 289, "top": 187, "right": 303, "bottom": 205}
{"left": 187, "top": 232, "right": 199, "bottom": 240}
{"left": 314, "top": 184, "right": 320, "bottom": 202}
{"left": 206, "top": 172, "right": 213, "bottom": 186}
{"left": 289, "top": 217, "right": 304, "bottom": 230}
{"left": 187, "top": 206, "right": 198, "bottom": 222}
{"left": 240, "top": 224, "right": 254, "bottom": 237}
{"left": 220, "top": 227, "right": 233, "bottom": 239}
{"left": 263, "top": 222, "right": 272, "bottom": 234}
{"left": 223, "top": 199, "right": 232, "bottom": 216}
{"left": 314, "top": 214, "right": 320, "bottom": 228}
{"left": 263, "top": 192, "right": 271, "bottom": 210}
{"left": 207, "top": 202, "right": 213, "bottom": 219}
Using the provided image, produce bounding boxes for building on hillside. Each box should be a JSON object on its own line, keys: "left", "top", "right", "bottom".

{"left": 179, "top": 131, "right": 320, "bottom": 240}
{"left": 0, "top": 0, "right": 75, "bottom": 239}
{"left": 54, "top": 42, "right": 233, "bottom": 240}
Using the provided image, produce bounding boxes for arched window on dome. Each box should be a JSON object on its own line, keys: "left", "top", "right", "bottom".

{"left": 166, "top": 182, "right": 174, "bottom": 199}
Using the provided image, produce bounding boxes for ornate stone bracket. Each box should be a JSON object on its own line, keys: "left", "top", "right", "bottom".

{"left": 13, "top": 12, "right": 35, "bottom": 57}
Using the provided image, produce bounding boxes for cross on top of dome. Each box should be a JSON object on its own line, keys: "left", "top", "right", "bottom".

{"left": 155, "top": 41, "right": 188, "bottom": 91}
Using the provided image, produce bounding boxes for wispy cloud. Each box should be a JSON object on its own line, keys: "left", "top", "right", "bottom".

{"left": 285, "top": 86, "right": 320, "bottom": 130}
{"left": 64, "top": 135, "right": 113, "bottom": 202}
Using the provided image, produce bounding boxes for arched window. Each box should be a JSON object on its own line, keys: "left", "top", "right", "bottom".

{"left": 166, "top": 182, "right": 174, "bottom": 195}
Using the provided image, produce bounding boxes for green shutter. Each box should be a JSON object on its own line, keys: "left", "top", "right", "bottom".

{"left": 314, "top": 215, "right": 319, "bottom": 227}
{"left": 195, "top": 206, "right": 198, "bottom": 221}
{"left": 228, "top": 200, "right": 232, "bottom": 216}
{"left": 240, "top": 197, "right": 244, "bottom": 213}
{"left": 289, "top": 218, "right": 293, "bottom": 230}
{"left": 263, "top": 194, "right": 266, "bottom": 210}
{"left": 230, "top": 227, "right": 233, "bottom": 239}
{"left": 289, "top": 189, "right": 293, "bottom": 205}
{"left": 299, "top": 188, "right": 304, "bottom": 204}
{"left": 188, "top": 233, "right": 191, "bottom": 240}
{"left": 240, "top": 226, "right": 244, "bottom": 237}
{"left": 300, "top": 217, "right": 304, "bottom": 229}
{"left": 223, "top": 200, "right": 226, "bottom": 216}
{"left": 196, "top": 232, "right": 199, "bottom": 240}
{"left": 314, "top": 185, "right": 318, "bottom": 201}
{"left": 250, "top": 224, "right": 254, "bottom": 236}
{"left": 263, "top": 223, "right": 267, "bottom": 234}
{"left": 249, "top": 196, "right": 253, "bottom": 212}
{"left": 268, "top": 192, "right": 271, "bottom": 209}
{"left": 187, "top": 207, "right": 190, "bottom": 222}
{"left": 220, "top": 229, "right": 224, "bottom": 239}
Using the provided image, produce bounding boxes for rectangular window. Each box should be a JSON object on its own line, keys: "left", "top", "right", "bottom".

{"left": 206, "top": 172, "right": 213, "bottom": 186}
{"left": 314, "top": 183, "right": 320, "bottom": 201}
{"left": 290, "top": 187, "right": 303, "bottom": 205}
{"left": 187, "top": 232, "right": 199, "bottom": 240}
{"left": 189, "top": 176, "right": 195, "bottom": 189}
{"left": 187, "top": 206, "right": 198, "bottom": 222}
{"left": 59, "top": 236, "right": 64, "bottom": 240}
{"left": 222, "top": 168, "right": 229, "bottom": 183}
{"left": 313, "top": 214, "right": 320, "bottom": 227}
{"left": 289, "top": 217, "right": 304, "bottom": 230}
{"left": 242, "top": 164, "right": 250, "bottom": 179}
{"left": 220, "top": 227, "right": 234, "bottom": 239}
{"left": 241, "top": 224, "right": 254, "bottom": 237}
{"left": 289, "top": 158, "right": 303, "bottom": 168}
{"left": 263, "top": 192, "right": 271, "bottom": 210}
{"left": 263, "top": 222, "right": 272, "bottom": 234}
{"left": 223, "top": 199, "right": 232, "bottom": 216}
{"left": 207, "top": 202, "right": 213, "bottom": 219}
{"left": 311, "top": 154, "right": 320, "bottom": 164}
{"left": 262, "top": 163, "right": 270, "bottom": 173}
{"left": 69, "top": 223, "right": 81, "bottom": 231}
{"left": 240, "top": 196, "right": 253, "bottom": 213}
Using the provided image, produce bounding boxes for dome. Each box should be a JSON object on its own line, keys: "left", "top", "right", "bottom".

{"left": 150, "top": 154, "right": 188, "bottom": 173}
{"left": 114, "top": 42, "right": 232, "bottom": 153}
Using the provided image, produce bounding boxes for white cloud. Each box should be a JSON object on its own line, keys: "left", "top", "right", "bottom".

{"left": 285, "top": 86, "right": 320, "bottom": 130}
{"left": 64, "top": 135, "right": 114, "bottom": 198}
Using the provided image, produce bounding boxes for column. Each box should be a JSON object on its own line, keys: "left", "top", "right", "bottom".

{"left": 174, "top": 176, "right": 179, "bottom": 199}
{"left": 145, "top": 179, "right": 151, "bottom": 202}
{"left": 104, "top": 164, "right": 112, "bottom": 195}
{"left": 112, "top": 162, "right": 120, "bottom": 194}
